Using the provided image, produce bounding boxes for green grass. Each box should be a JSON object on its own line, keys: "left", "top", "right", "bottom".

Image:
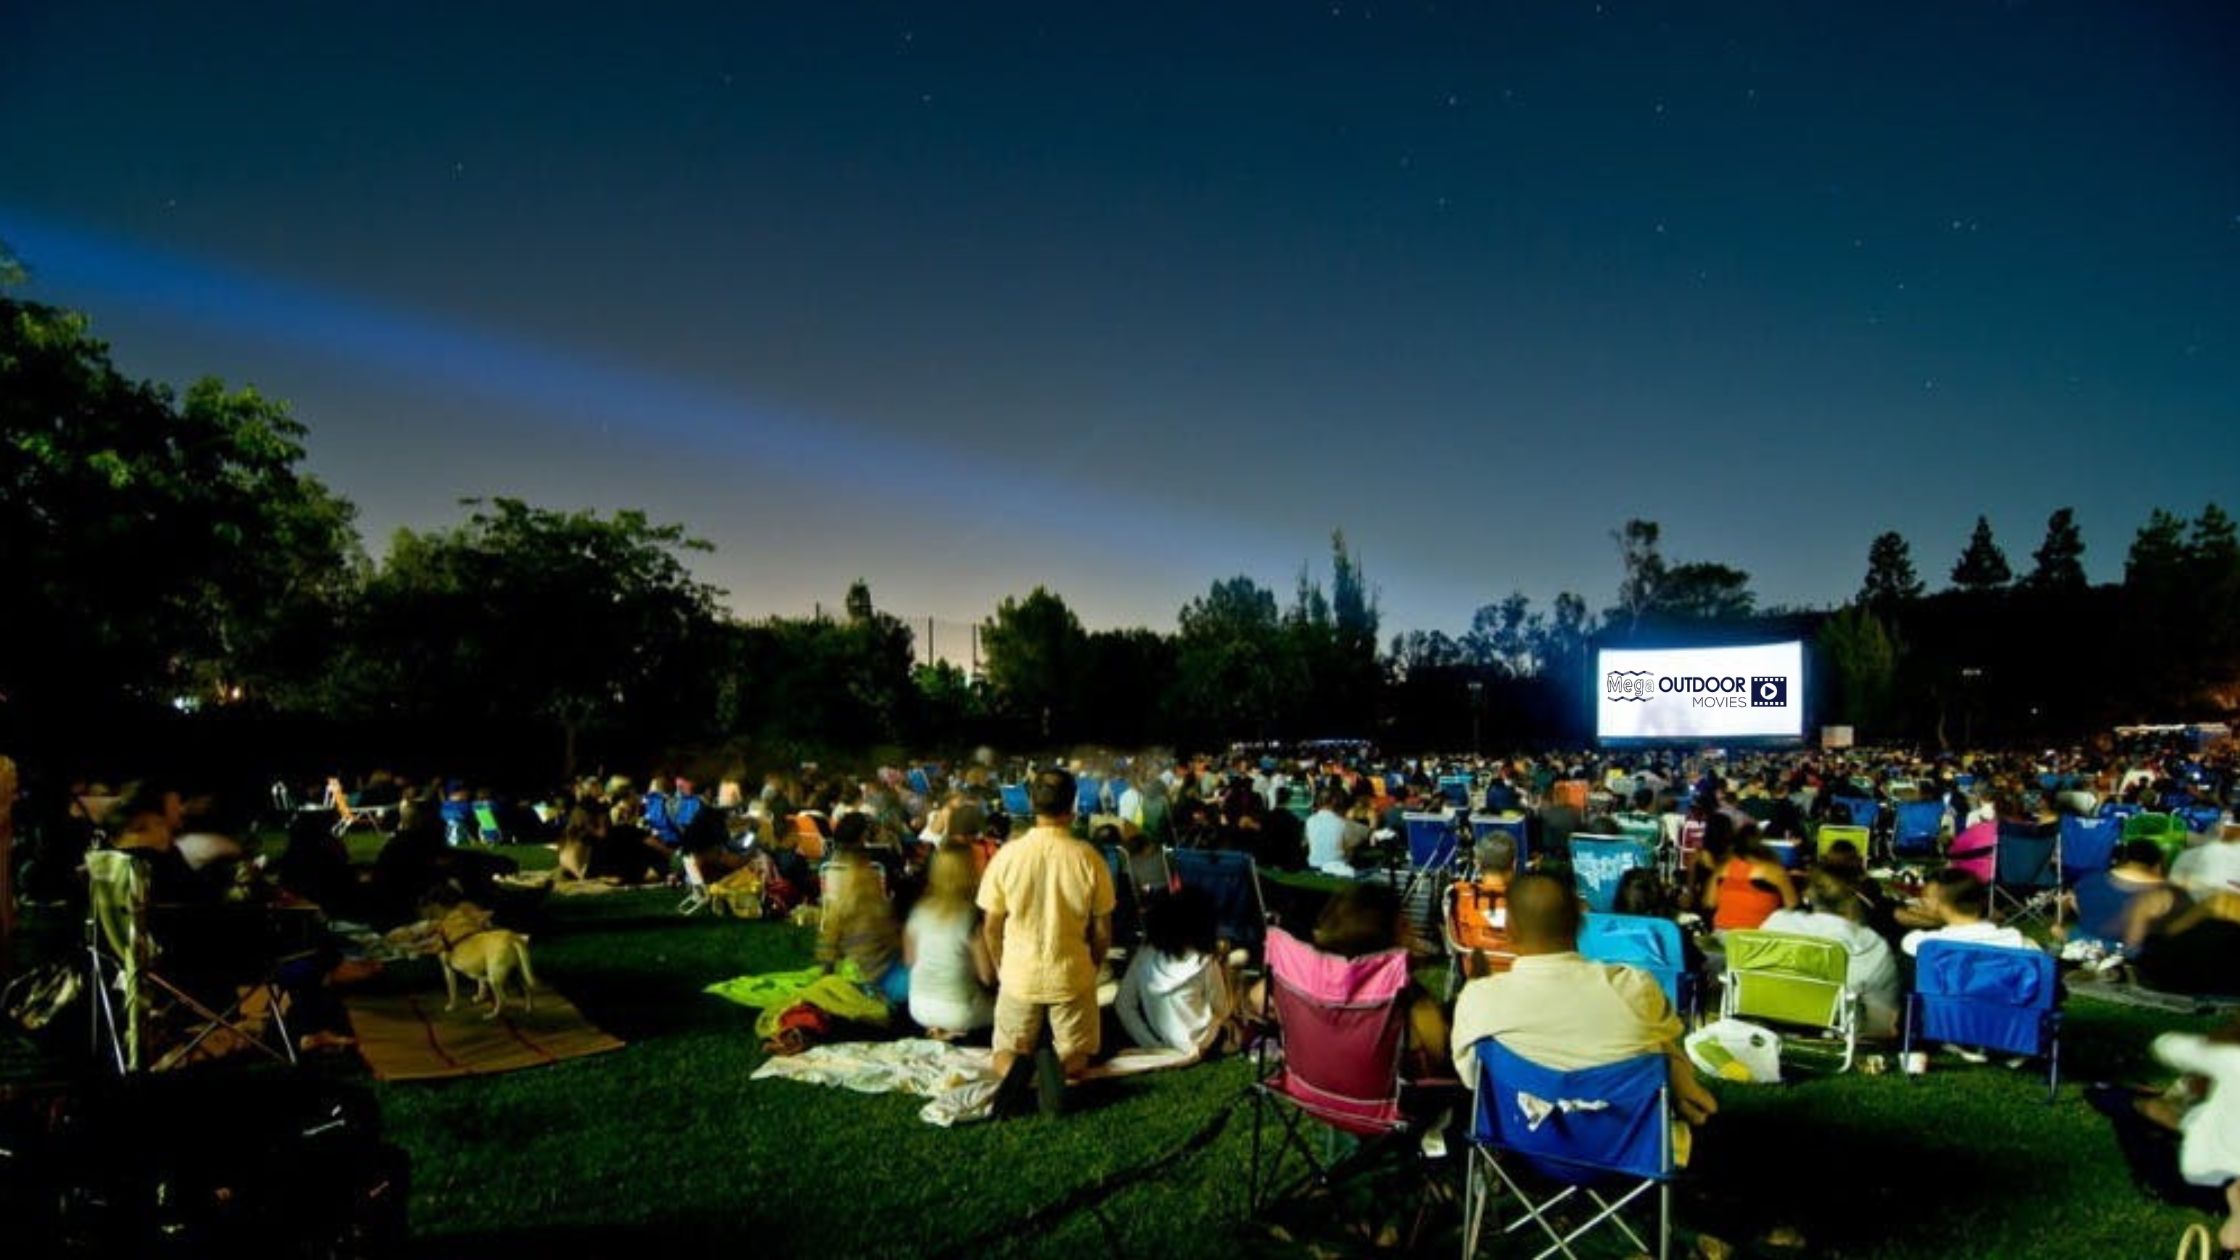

{"left": 352, "top": 884, "right": 2229, "bottom": 1259}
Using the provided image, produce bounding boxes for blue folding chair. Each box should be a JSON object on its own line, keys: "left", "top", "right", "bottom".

{"left": 1891, "top": 800, "right": 1946, "bottom": 860}
{"left": 1830, "top": 795, "right": 1880, "bottom": 834}
{"left": 438, "top": 799, "right": 476, "bottom": 848}
{"left": 999, "top": 784, "right": 1032, "bottom": 819}
{"left": 1437, "top": 775, "right": 1474, "bottom": 808}
{"left": 1905, "top": 939, "right": 2061, "bottom": 1102}
{"left": 1568, "top": 835, "right": 1652, "bottom": 914}
{"left": 1462, "top": 1041, "right": 1673, "bottom": 1260}
{"left": 1169, "top": 848, "right": 1267, "bottom": 949}
{"left": 906, "top": 768, "right": 933, "bottom": 798}
{"left": 2100, "top": 801, "right": 2143, "bottom": 824}
{"left": 2180, "top": 805, "right": 2226, "bottom": 835}
{"left": 2058, "top": 814, "right": 2121, "bottom": 886}
{"left": 1470, "top": 814, "right": 1531, "bottom": 867}
{"left": 1992, "top": 821, "right": 2063, "bottom": 927}
{"left": 1076, "top": 776, "right": 1106, "bottom": 817}
{"left": 643, "top": 792, "right": 680, "bottom": 846}
{"left": 1579, "top": 912, "right": 1696, "bottom": 1022}
{"left": 1098, "top": 843, "right": 1146, "bottom": 944}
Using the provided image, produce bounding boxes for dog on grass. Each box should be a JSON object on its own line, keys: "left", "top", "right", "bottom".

{"left": 430, "top": 902, "right": 538, "bottom": 1019}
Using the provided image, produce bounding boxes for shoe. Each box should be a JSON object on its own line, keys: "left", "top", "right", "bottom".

{"left": 1951, "top": 1046, "right": 1989, "bottom": 1064}
{"left": 1902, "top": 1052, "right": 1929, "bottom": 1075}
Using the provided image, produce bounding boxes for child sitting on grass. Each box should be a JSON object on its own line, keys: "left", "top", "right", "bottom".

{"left": 818, "top": 846, "right": 908, "bottom": 1007}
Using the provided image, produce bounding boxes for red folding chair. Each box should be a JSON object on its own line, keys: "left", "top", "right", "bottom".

{"left": 1247, "top": 927, "right": 1457, "bottom": 1230}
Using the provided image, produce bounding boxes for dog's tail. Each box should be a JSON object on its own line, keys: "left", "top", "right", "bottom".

{"left": 513, "top": 938, "right": 538, "bottom": 991}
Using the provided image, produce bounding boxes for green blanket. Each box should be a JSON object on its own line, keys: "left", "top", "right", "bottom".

{"left": 706, "top": 962, "right": 890, "bottom": 1039}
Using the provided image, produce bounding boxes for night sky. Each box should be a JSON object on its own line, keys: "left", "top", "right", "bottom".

{"left": 5, "top": 2, "right": 2237, "bottom": 647}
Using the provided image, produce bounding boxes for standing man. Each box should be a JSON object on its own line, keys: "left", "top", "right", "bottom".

{"left": 979, "top": 768, "right": 1116, "bottom": 1082}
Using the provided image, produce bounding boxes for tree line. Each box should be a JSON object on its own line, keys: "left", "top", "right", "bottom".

{"left": 5, "top": 265, "right": 2235, "bottom": 781}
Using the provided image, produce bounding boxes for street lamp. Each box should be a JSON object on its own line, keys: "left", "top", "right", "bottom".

{"left": 1467, "top": 680, "right": 1485, "bottom": 756}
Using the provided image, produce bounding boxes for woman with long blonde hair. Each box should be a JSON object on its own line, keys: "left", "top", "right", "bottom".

{"left": 817, "top": 847, "right": 905, "bottom": 1005}
{"left": 903, "top": 841, "right": 995, "bottom": 1038}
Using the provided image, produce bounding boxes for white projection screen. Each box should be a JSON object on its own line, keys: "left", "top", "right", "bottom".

{"left": 1597, "top": 642, "right": 1805, "bottom": 743}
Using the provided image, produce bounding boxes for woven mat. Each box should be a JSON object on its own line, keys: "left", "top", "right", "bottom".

{"left": 345, "top": 988, "right": 624, "bottom": 1081}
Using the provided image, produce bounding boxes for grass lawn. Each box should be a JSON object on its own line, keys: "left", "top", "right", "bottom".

{"left": 21, "top": 835, "right": 2227, "bottom": 1257}
{"left": 347, "top": 857, "right": 2228, "bottom": 1259}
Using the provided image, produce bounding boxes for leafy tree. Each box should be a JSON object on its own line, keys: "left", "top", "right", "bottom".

{"left": 0, "top": 296, "right": 361, "bottom": 714}
{"left": 844, "top": 579, "right": 875, "bottom": 622}
{"left": 1172, "top": 576, "right": 1295, "bottom": 741}
{"left": 1462, "top": 592, "right": 1538, "bottom": 676}
{"left": 1611, "top": 519, "right": 1667, "bottom": 632}
{"left": 1950, "top": 516, "right": 2013, "bottom": 591}
{"left": 1859, "top": 531, "right": 1925, "bottom": 606}
{"left": 2189, "top": 505, "right": 2239, "bottom": 571}
{"left": 1656, "top": 562, "right": 1756, "bottom": 621}
{"left": 979, "top": 587, "right": 1087, "bottom": 740}
{"left": 345, "top": 499, "right": 725, "bottom": 775}
{"left": 2024, "top": 508, "right": 2087, "bottom": 591}
{"left": 2126, "top": 508, "right": 2190, "bottom": 589}
{"left": 1819, "top": 604, "right": 1899, "bottom": 731}
{"left": 1079, "top": 628, "right": 1179, "bottom": 747}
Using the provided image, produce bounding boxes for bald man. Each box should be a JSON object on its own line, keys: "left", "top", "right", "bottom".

{"left": 1451, "top": 873, "right": 1717, "bottom": 1125}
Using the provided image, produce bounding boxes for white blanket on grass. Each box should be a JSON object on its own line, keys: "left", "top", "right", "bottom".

{"left": 751, "top": 1038, "right": 1201, "bottom": 1126}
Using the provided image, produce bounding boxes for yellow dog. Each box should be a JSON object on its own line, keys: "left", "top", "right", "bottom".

{"left": 431, "top": 903, "right": 538, "bottom": 1019}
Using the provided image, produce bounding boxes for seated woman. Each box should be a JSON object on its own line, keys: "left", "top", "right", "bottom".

{"left": 903, "top": 842, "right": 995, "bottom": 1039}
{"left": 818, "top": 846, "right": 908, "bottom": 1007}
{"left": 1704, "top": 824, "right": 1799, "bottom": 932}
{"left": 1762, "top": 867, "right": 1901, "bottom": 1038}
{"left": 1310, "top": 882, "right": 1450, "bottom": 1076}
{"left": 1113, "top": 888, "right": 1236, "bottom": 1060}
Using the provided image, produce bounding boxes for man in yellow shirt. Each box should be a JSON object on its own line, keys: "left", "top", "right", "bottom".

{"left": 979, "top": 769, "right": 1116, "bottom": 1080}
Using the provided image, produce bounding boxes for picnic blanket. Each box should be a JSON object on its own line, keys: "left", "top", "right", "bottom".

{"left": 752, "top": 1037, "right": 1001, "bottom": 1125}
{"left": 495, "top": 871, "right": 639, "bottom": 896}
{"left": 705, "top": 962, "right": 891, "bottom": 1040}
{"left": 345, "top": 989, "right": 624, "bottom": 1081}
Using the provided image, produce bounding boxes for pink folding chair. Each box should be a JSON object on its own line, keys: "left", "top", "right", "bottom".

{"left": 1248, "top": 927, "right": 1455, "bottom": 1225}
{"left": 1948, "top": 820, "right": 1997, "bottom": 883}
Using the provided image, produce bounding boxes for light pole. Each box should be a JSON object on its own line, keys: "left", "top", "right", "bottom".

{"left": 1467, "top": 680, "right": 1485, "bottom": 757}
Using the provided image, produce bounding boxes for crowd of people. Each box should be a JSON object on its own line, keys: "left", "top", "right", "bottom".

{"left": 10, "top": 732, "right": 2240, "bottom": 1246}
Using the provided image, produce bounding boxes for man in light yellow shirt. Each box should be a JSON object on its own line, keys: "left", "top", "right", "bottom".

{"left": 1451, "top": 873, "right": 1717, "bottom": 1126}
{"left": 979, "top": 769, "right": 1116, "bottom": 1080}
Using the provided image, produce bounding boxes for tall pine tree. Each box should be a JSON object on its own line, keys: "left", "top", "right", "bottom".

{"left": 1950, "top": 516, "right": 2013, "bottom": 591}
{"left": 1859, "top": 531, "right": 1925, "bottom": 605}
{"left": 2024, "top": 508, "right": 2087, "bottom": 591}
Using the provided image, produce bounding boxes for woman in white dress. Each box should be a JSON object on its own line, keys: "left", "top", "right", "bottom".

{"left": 903, "top": 841, "right": 995, "bottom": 1038}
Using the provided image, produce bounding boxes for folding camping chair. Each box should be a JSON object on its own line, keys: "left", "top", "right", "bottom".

{"left": 1905, "top": 938, "right": 2061, "bottom": 1102}
{"left": 1580, "top": 912, "right": 1697, "bottom": 1024}
{"left": 1568, "top": 835, "right": 1652, "bottom": 914}
{"left": 1461, "top": 1040, "right": 1674, "bottom": 1260}
{"left": 472, "top": 801, "right": 507, "bottom": 845}
{"left": 1400, "top": 811, "right": 1462, "bottom": 942}
{"left": 1815, "top": 823, "right": 1871, "bottom": 864}
{"left": 906, "top": 768, "right": 933, "bottom": 798}
{"left": 2124, "top": 812, "right": 2188, "bottom": 870}
{"left": 1718, "top": 929, "right": 1860, "bottom": 1073}
{"left": 643, "top": 793, "right": 679, "bottom": 846}
{"left": 1443, "top": 877, "right": 1516, "bottom": 998}
{"left": 1437, "top": 774, "right": 1475, "bottom": 809}
{"left": 678, "top": 853, "right": 713, "bottom": 916}
{"left": 1248, "top": 927, "right": 1450, "bottom": 1233}
{"left": 1169, "top": 848, "right": 1268, "bottom": 951}
{"left": 1613, "top": 813, "right": 1663, "bottom": 847}
{"left": 1947, "top": 820, "right": 1998, "bottom": 883}
{"left": 1991, "top": 821, "right": 2063, "bottom": 927}
{"left": 2179, "top": 805, "right": 2227, "bottom": 836}
{"left": 1470, "top": 813, "right": 1530, "bottom": 869}
{"left": 1830, "top": 795, "right": 1880, "bottom": 835}
{"left": 1075, "top": 776, "right": 1105, "bottom": 819}
{"left": 86, "top": 850, "right": 297, "bottom": 1073}
{"left": 1099, "top": 843, "right": 1147, "bottom": 945}
{"left": 438, "top": 799, "right": 477, "bottom": 848}
{"left": 1890, "top": 801, "right": 1946, "bottom": 861}
{"left": 999, "top": 784, "right": 1033, "bottom": 821}
{"left": 2059, "top": 814, "right": 2121, "bottom": 887}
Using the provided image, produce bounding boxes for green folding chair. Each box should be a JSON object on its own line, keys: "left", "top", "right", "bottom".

{"left": 2123, "top": 812, "right": 2187, "bottom": 870}
{"left": 1719, "top": 929, "right": 1859, "bottom": 1073}
{"left": 1815, "top": 823, "right": 1870, "bottom": 858}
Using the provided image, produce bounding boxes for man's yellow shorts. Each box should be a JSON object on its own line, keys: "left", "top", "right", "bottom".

{"left": 993, "top": 990, "right": 1100, "bottom": 1061}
